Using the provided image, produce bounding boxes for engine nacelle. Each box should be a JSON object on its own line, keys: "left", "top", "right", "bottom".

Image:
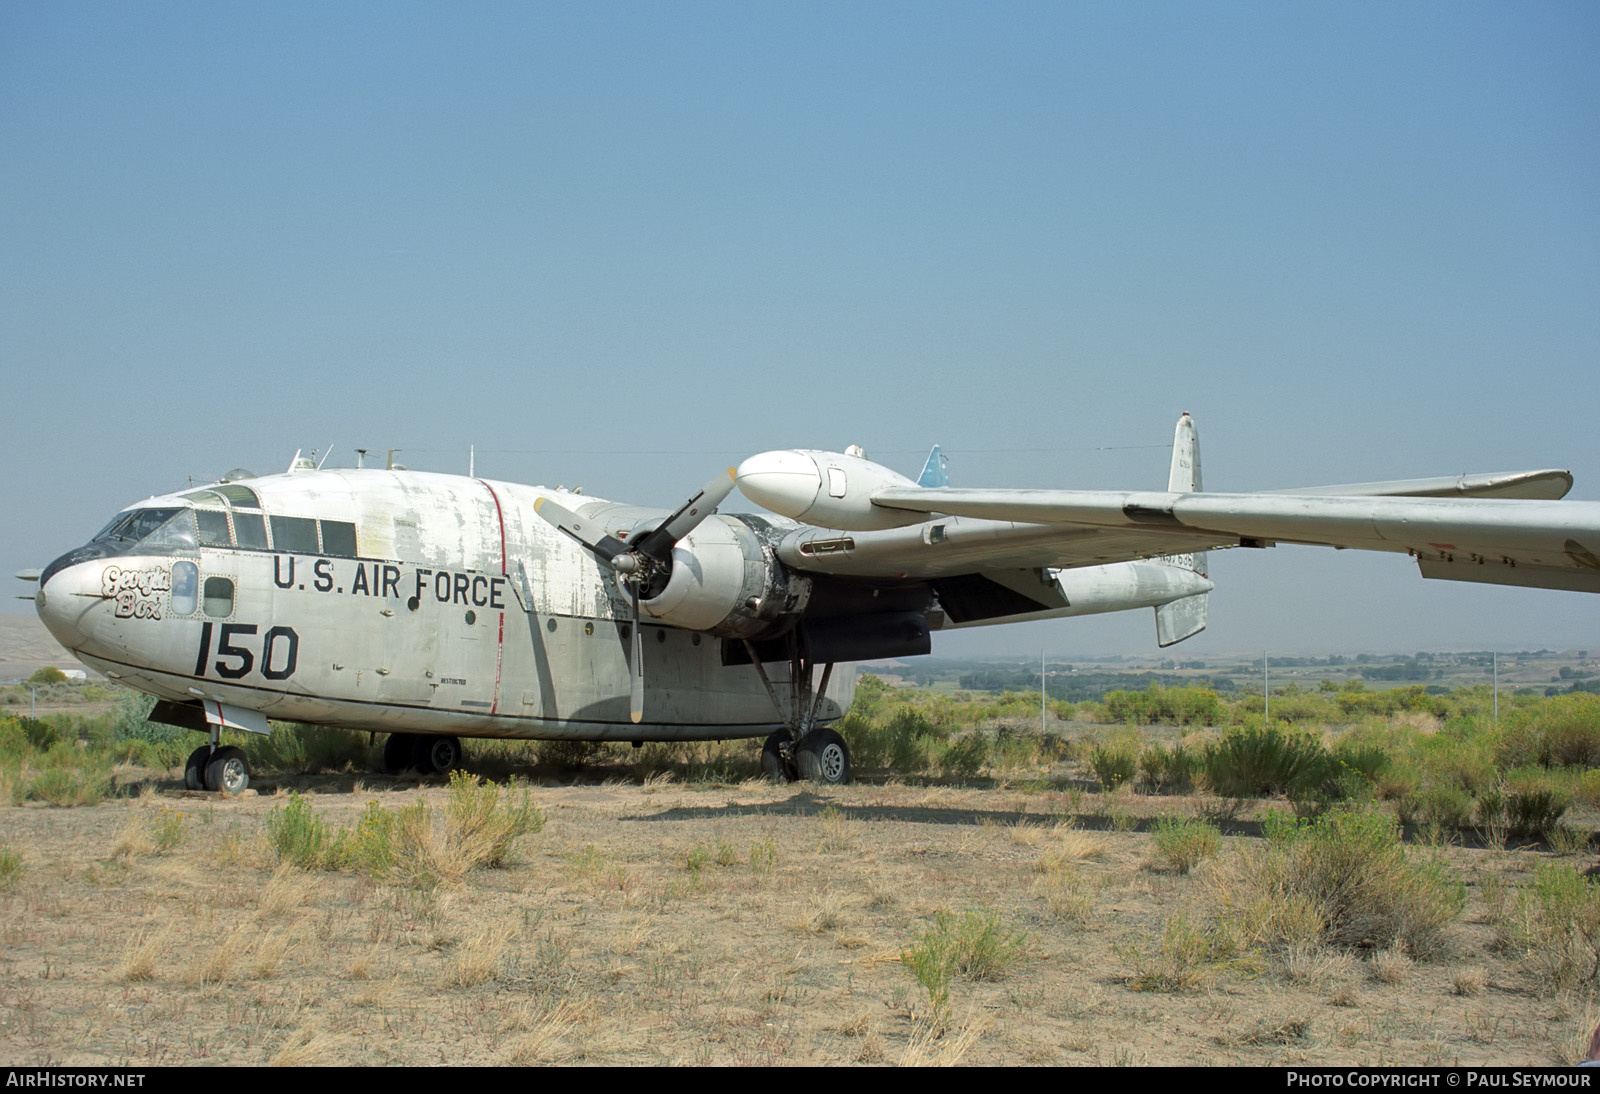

{"left": 736, "top": 449, "right": 928, "bottom": 531}
{"left": 640, "top": 514, "right": 809, "bottom": 638}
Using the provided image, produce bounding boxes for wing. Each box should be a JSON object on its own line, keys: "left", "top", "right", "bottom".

{"left": 866, "top": 486, "right": 1600, "bottom": 593}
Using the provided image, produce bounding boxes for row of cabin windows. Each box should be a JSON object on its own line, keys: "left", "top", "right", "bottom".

{"left": 194, "top": 510, "right": 357, "bottom": 556}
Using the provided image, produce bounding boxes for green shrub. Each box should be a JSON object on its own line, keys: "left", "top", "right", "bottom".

{"left": 0, "top": 843, "right": 21, "bottom": 887}
{"left": 27, "top": 667, "right": 67, "bottom": 685}
{"left": 1420, "top": 786, "right": 1474, "bottom": 830}
{"left": 1202, "top": 726, "right": 1330, "bottom": 799}
{"left": 902, "top": 909, "right": 1028, "bottom": 1012}
{"left": 1505, "top": 774, "right": 1571, "bottom": 839}
{"left": 1148, "top": 817, "right": 1221, "bottom": 874}
{"left": 1089, "top": 744, "right": 1138, "bottom": 791}
{"left": 244, "top": 723, "right": 371, "bottom": 775}
{"left": 940, "top": 733, "right": 988, "bottom": 780}
{"left": 1234, "top": 809, "right": 1464, "bottom": 957}
{"left": 17, "top": 717, "right": 59, "bottom": 750}
{"left": 1505, "top": 863, "right": 1600, "bottom": 994}
{"left": 444, "top": 770, "right": 544, "bottom": 868}
{"left": 1139, "top": 743, "right": 1199, "bottom": 794}
{"left": 1497, "top": 694, "right": 1600, "bottom": 769}
{"left": 266, "top": 793, "right": 337, "bottom": 868}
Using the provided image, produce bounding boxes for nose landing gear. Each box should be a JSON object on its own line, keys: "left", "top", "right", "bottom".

{"left": 747, "top": 639, "right": 850, "bottom": 785}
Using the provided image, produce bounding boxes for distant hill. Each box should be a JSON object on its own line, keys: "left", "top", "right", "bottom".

{"left": 0, "top": 613, "right": 86, "bottom": 683}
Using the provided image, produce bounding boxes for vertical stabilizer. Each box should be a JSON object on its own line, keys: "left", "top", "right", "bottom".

{"left": 917, "top": 445, "right": 949, "bottom": 487}
{"left": 1154, "top": 413, "right": 1209, "bottom": 646}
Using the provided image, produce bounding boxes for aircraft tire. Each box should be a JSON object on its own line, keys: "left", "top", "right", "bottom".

{"left": 382, "top": 734, "right": 415, "bottom": 774}
{"left": 184, "top": 745, "right": 212, "bottom": 791}
{"left": 794, "top": 729, "right": 851, "bottom": 785}
{"left": 204, "top": 746, "right": 250, "bottom": 795}
{"left": 413, "top": 735, "right": 463, "bottom": 776}
{"left": 760, "top": 732, "right": 796, "bottom": 783}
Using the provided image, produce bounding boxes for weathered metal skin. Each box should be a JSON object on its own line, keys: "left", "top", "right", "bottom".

{"left": 34, "top": 468, "right": 851, "bottom": 743}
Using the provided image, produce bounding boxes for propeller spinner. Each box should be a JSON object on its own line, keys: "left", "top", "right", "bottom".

{"left": 533, "top": 468, "right": 737, "bottom": 723}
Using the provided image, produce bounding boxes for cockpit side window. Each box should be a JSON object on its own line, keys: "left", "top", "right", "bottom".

{"left": 270, "top": 515, "right": 319, "bottom": 553}
{"left": 217, "top": 485, "right": 260, "bottom": 507}
{"left": 196, "top": 510, "right": 232, "bottom": 548}
{"left": 135, "top": 510, "right": 198, "bottom": 550}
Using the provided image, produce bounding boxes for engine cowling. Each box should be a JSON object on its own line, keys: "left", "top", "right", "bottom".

{"left": 735, "top": 449, "right": 928, "bottom": 531}
{"left": 640, "top": 514, "right": 809, "bottom": 638}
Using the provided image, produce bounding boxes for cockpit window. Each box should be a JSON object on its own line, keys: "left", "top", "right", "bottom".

{"left": 196, "top": 510, "right": 232, "bottom": 547}
{"left": 93, "top": 507, "right": 186, "bottom": 546}
{"left": 217, "top": 485, "right": 260, "bottom": 507}
{"left": 139, "top": 510, "right": 199, "bottom": 550}
{"left": 182, "top": 490, "right": 225, "bottom": 505}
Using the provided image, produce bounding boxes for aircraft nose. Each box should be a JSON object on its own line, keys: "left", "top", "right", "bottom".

{"left": 34, "top": 557, "right": 105, "bottom": 655}
{"left": 735, "top": 450, "right": 822, "bottom": 520}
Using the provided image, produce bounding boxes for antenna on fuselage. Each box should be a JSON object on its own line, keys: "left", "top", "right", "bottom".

{"left": 316, "top": 444, "right": 332, "bottom": 470}
{"left": 387, "top": 449, "right": 401, "bottom": 471}
{"left": 355, "top": 448, "right": 368, "bottom": 469}
{"left": 469, "top": 444, "right": 475, "bottom": 478}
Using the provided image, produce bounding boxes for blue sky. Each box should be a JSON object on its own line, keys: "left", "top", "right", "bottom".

{"left": 3, "top": 1, "right": 1597, "bottom": 659}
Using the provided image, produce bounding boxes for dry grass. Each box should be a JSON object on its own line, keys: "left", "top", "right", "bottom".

{"left": 0, "top": 776, "right": 1591, "bottom": 1066}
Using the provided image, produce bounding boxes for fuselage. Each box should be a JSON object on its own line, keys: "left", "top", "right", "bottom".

{"left": 34, "top": 466, "right": 852, "bottom": 741}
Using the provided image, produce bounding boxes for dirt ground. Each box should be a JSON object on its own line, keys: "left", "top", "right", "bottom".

{"left": 0, "top": 771, "right": 1593, "bottom": 1067}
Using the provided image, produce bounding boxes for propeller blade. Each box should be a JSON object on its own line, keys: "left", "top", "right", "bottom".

{"left": 634, "top": 468, "right": 737, "bottom": 564}
{"left": 533, "top": 496, "right": 631, "bottom": 562}
{"left": 628, "top": 581, "right": 645, "bottom": 724}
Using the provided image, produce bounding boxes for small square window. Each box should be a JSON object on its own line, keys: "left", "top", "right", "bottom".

{"left": 203, "top": 577, "right": 234, "bottom": 618}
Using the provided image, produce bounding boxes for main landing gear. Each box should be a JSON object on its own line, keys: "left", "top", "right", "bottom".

{"left": 382, "top": 733, "right": 464, "bottom": 776}
{"left": 184, "top": 739, "right": 251, "bottom": 794}
{"left": 748, "top": 638, "right": 851, "bottom": 785}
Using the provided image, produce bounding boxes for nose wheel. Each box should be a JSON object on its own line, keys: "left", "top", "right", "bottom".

{"left": 184, "top": 744, "right": 251, "bottom": 794}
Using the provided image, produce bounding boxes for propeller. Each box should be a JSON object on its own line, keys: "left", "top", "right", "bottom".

{"left": 533, "top": 468, "right": 737, "bottom": 723}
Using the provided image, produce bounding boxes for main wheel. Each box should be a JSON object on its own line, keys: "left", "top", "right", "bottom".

{"left": 794, "top": 728, "right": 851, "bottom": 785}
{"left": 760, "top": 731, "right": 797, "bottom": 783}
{"left": 382, "top": 733, "right": 415, "bottom": 774}
{"left": 412, "top": 735, "right": 463, "bottom": 776}
{"left": 203, "top": 746, "right": 250, "bottom": 794}
{"left": 184, "top": 745, "right": 212, "bottom": 791}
